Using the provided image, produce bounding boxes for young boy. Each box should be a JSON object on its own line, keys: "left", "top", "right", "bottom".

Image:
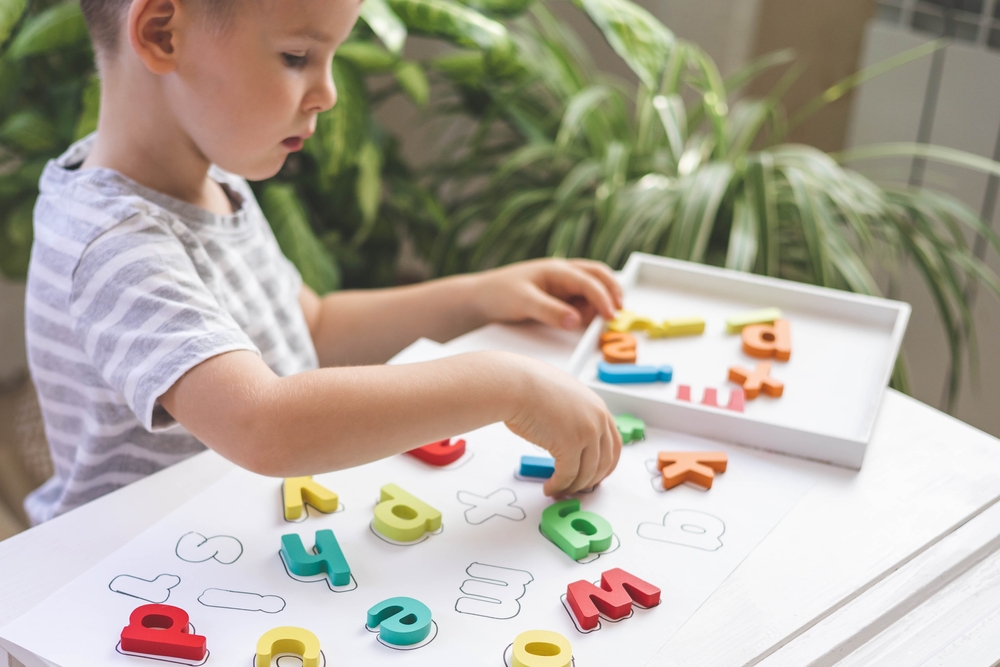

{"left": 23, "top": 0, "right": 623, "bottom": 524}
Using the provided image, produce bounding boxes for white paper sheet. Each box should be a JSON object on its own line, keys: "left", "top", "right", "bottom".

{"left": 0, "top": 337, "right": 841, "bottom": 666}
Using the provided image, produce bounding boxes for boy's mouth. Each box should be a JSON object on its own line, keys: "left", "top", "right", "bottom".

{"left": 282, "top": 136, "right": 305, "bottom": 151}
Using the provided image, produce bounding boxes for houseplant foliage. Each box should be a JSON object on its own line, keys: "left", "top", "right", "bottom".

{"left": 421, "top": 4, "right": 1000, "bottom": 402}
{"left": 0, "top": 0, "right": 999, "bottom": 405}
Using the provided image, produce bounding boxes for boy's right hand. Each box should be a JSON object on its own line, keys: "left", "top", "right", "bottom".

{"left": 500, "top": 353, "right": 622, "bottom": 497}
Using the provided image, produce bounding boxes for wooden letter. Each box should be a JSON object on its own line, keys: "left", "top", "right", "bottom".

{"left": 656, "top": 451, "right": 728, "bottom": 490}
{"left": 741, "top": 319, "right": 791, "bottom": 360}
{"left": 728, "top": 361, "right": 784, "bottom": 399}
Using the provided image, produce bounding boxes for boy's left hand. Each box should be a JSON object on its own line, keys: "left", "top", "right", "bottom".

{"left": 475, "top": 259, "right": 623, "bottom": 330}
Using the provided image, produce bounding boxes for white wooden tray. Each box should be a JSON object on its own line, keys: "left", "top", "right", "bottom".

{"left": 567, "top": 253, "right": 911, "bottom": 468}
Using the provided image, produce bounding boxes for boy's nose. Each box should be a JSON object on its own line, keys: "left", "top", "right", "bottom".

{"left": 315, "top": 71, "right": 337, "bottom": 113}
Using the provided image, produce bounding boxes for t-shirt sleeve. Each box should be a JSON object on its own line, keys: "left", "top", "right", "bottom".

{"left": 69, "top": 216, "right": 260, "bottom": 432}
{"left": 251, "top": 191, "right": 305, "bottom": 295}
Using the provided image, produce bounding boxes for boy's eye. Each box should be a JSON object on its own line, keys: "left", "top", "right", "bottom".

{"left": 282, "top": 53, "right": 308, "bottom": 68}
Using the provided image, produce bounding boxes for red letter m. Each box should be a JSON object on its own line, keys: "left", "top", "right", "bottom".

{"left": 566, "top": 567, "right": 660, "bottom": 630}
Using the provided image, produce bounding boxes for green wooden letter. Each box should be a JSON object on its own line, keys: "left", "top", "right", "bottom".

{"left": 540, "top": 499, "right": 613, "bottom": 560}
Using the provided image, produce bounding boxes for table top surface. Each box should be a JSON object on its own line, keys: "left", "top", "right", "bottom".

{"left": 2, "top": 322, "right": 999, "bottom": 667}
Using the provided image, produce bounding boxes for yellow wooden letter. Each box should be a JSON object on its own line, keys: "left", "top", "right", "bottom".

{"left": 512, "top": 630, "right": 572, "bottom": 667}
{"left": 607, "top": 310, "right": 638, "bottom": 333}
{"left": 660, "top": 316, "right": 706, "bottom": 337}
{"left": 725, "top": 307, "right": 782, "bottom": 334}
{"left": 373, "top": 484, "right": 441, "bottom": 542}
{"left": 284, "top": 476, "right": 338, "bottom": 521}
{"left": 255, "top": 626, "right": 321, "bottom": 667}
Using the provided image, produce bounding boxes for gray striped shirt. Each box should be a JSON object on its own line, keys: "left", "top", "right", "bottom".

{"left": 24, "top": 135, "right": 319, "bottom": 523}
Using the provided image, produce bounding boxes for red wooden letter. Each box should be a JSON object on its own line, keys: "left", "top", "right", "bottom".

{"left": 566, "top": 568, "right": 661, "bottom": 630}
{"left": 120, "top": 604, "right": 207, "bottom": 661}
{"left": 407, "top": 438, "right": 467, "bottom": 466}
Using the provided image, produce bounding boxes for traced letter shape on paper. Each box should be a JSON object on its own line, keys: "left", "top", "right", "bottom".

{"left": 109, "top": 574, "right": 181, "bottom": 604}
{"left": 457, "top": 489, "right": 526, "bottom": 525}
{"left": 455, "top": 563, "right": 534, "bottom": 620}
{"left": 175, "top": 532, "right": 244, "bottom": 564}
{"left": 637, "top": 509, "right": 725, "bottom": 551}
{"left": 198, "top": 588, "right": 286, "bottom": 614}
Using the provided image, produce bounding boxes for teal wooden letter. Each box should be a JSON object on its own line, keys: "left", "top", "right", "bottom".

{"left": 540, "top": 499, "right": 613, "bottom": 560}
{"left": 366, "top": 597, "right": 433, "bottom": 646}
{"left": 280, "top": 529, "right": 351, "bottom": 586}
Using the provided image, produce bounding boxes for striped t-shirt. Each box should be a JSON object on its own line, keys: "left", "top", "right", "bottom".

{"left": 24, "top": 135, "right": 319, "bottom": 523}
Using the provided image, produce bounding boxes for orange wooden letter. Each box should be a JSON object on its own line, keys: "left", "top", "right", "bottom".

{"left": 728, "top": 361, "right": 784, "bottom": 399}
{"left": 599, "top": 332, "right": 637, "bottom": 364}
{"left": 741, "top": 319, "right": 791, "bottom": 361}
{"left": 656, "top": 452, "right": 728, "bottom": 490}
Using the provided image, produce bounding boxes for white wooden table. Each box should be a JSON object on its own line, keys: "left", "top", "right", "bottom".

{"left": 2, "top": 323, "right": 1000, "bottom": 667}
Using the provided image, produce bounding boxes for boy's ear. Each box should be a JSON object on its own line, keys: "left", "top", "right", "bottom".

{"left": 127, "top": 0, "right": 183, "bottom": 74}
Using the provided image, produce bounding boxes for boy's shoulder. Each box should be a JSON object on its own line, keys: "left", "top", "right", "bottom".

{"left": 37, "top": 136, "right": 170, "bottom": 252}
{"left": 34, "top": 134, "right": 257, "bottom": 265}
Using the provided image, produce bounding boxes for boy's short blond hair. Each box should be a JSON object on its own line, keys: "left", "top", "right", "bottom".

{"left": 81, "top": 0, "right": 236, "bottom": 53}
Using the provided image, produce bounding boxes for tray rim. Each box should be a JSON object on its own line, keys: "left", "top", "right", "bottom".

{"left": 568, "top": 253, "right": 911, "bottom": 469}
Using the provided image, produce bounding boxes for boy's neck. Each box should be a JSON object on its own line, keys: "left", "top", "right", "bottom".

{"left": 81, "top": 58, "right": 234, "bottom": 217}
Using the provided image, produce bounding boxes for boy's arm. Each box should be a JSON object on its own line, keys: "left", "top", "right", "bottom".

{"left": 159, "top": 348, "right": 620, "bottom": 496}
{"left": 299, "top": 273, "right": 487, "bottom": 366}
{"left": 300, "top": 259, "right": 622, "bottom": 367}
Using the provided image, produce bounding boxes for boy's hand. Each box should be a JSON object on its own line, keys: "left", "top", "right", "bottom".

{"left": 500, "top": 353, "right": 622, "bottom": 496}
{"left": 476, "top": 259, "right": 623, "bottom": 330}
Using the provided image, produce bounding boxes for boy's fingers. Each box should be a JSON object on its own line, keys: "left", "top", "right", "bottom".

{"left": 544, "top": 451, "right": 581, "bottom": 497}
{"left": 610, "top": 418, "right": 623, "bottom": 471}
{"left": 570, "top": 260, "right": 623, "bottom": 309}
{"left": 566, "top": 441, "right": 599, "bottom": 495}
{"left": 551, "top": 265, "right": 617, "bottom": 320}
{"left": 602, "top": 420, "right": 622, "bottom": 482}
{"left": 595, "top": 427, "right": 614, "bottom": 485}
{"left": 529, "top": 288, "right": 582, "bottom": 330}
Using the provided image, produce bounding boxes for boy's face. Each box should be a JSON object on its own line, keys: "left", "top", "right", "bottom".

{"left": 166, "top": 0, "right": 360, "bottom": 180}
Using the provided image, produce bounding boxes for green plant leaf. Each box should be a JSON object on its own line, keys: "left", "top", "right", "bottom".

{"left": 7, "top": 0, "right": 88, "bottom": 59}
{"left": 724, "top": 48, "right": 795, "bottom": 93}
{"left": 306, "top": 58, "right": 368, "bottom": 184}
{"left": 668, "top": 162, "right": 733, "bottom": 261}
{"left": 336, "top": 40, "right": 398, "bottom": 72}
{"left": 492, "top": 142, "right": 560, "bottom": 183}
{"left": 394, "top": 60, "right": 430, "bottom": 106}
{"left": 74, "top": 73, "right": 100, "bottom": 140}
{"left": 0, "top": 0, "right": 27, "bottom": 48}
{"left": 686, "top": 46, "right": 729, "bottom": 157}
{"left": 783, "top": 166, "right": 831, "bottom": 285}
{"left": 836, "top": 142, "right": 1000, "bottom": 179}
{"left": 430, "top": 49, "right": 486, "bottom": 85}
{"left": 453, "top": 0, "right": 535, "bottom": 17}
{"left": 0, "top": 198, "right": 32, "bottom": 279}
{"left": 725, "top": 191, "right": 757, "bottom": 271}
{"left": 570, "top": 0, "right": 674, "bottom": 89}
{"left": 359, "top": 0, "right": 408, "bottom": 54}
{"left": 652, "top": 94, "right": 686, "bottom": 161}
{"left": 353, "top": 141, "right": 383, "bottom": 245}
{"left": 471, "top": 187, "right": 554, "bottom": 266}
{"left": 789, "top": 39, "right": 944, "bottom": 131}
{"left": 0, "top": 54, "right": 19, "bottom": 105}
{"left": 811, "top": 195, "right": 880, "bottom": 295}
{"left": 260, "top": 183, "right": 341, "bottom": 294}
{"left": 555, "top": 84, "right": 612, "bottom": 148}
{"left": 726, "top": 99, "right": 771, "bottom": 158}
{"left": 386, "top": 0, "right": 516, "bottom": 73}
{"left": 744, "top": 154, "right": 778, "bottom": 275}
{"left": 0, "top": 109, "right": 57, "bottom": 152}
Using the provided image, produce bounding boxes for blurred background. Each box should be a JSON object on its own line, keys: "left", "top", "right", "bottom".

{"left": 1, "top": 0, "right": 998, "bottom": 535}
